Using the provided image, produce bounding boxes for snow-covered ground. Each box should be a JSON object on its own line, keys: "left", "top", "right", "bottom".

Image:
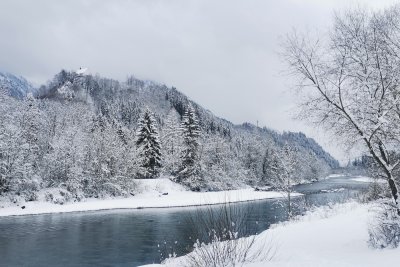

{"left": 302, "top": 173, "right": 347, "bottom": 184}
{"left": 145, "top": 201, "right": 399, "bottom": 267}
{"left": 351, "top": 176, "right": 386, "bottom": 183}
{"left": 292, "top": 173, "right": 345, "bottom": 185}
{"left": 0, "top": 178, "right": 301, "bottom": 217}
{"left": 325, "top": 173, "right": 346, "bottom": 178}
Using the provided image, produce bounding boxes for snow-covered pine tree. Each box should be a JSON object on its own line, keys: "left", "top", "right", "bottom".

{"left": 177, "top": 104, "right": 202, "bottom": 189}
{"left": 135, "top": 109, "right": 162, "bottom": 179}
{"left": 261, "top": 146, "right": 281, "bottom": 185}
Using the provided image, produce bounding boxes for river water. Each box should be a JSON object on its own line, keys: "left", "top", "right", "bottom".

{"left": 0, "top": 176, "right": 370, "bottom": 267}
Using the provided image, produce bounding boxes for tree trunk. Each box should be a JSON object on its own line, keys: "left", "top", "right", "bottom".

{"left": 387, "top": 173, "right": 400, "bottom": 216}
{"left": 365, "top": 140, "right": 400, "bottom": 216}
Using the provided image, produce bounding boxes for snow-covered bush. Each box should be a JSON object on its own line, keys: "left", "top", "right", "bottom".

{"left": 366, "top": 182, "right": 384, "bottom": 201}
{"left": 97, "top": 179, "right": 137, "bottom": 198}
{"left": 39, "top": 188, "right": 73, "bottom": 205}
{"left": 7, "top": 194, "right": 26, "bottom": 206}
{"left": 360, "top": 181, "right": 388, "bottom": 203}
{"left": 98, "top": 183, "right": 126, "bottom": 198}
{"left": 82, "top": 177, "right": 137, "bottom": 199}
{"left": 12, "top": 177, "right": 41, "bottom": 201}
{"left": 179, "top": 203, "right": 274, "bottom": 266}
{"left": 182, "top": 232, "right": 271, "bottom": 267}
{"left": 202, "top": 178, "right": 245, "bottom": 192}
{"left": 368, "top": 201, "right": 400, "bottom": 249}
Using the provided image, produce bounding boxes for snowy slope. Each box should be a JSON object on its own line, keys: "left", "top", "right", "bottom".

{"left": 148, "top": 202, "right": 400, "bottom": 267}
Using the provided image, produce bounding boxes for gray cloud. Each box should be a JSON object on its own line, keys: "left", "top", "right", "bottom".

{"left": 0, "top": 0, "right": 397, "bottom": 162}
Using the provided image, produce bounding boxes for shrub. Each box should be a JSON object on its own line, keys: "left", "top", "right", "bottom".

{"left": 13, "top": 177, "right": 40, "bottom": 201}
{"left": 368, "top": 201, "right": 400, "bottom": 249}
{"left": 41, "top": 188, "right": 72, "bottom": 204}
{"left": 177, "top": 202, "right": 275, "bottom": 267}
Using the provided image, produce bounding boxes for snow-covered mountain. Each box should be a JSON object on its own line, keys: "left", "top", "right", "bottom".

{"left": 0, "top": 69, "right": 339, "bottom": 201}
{"left": 0, "top": 72, "right": 36, "bottom": 99}
{"left": 37, "top": 69, "right": 339, "bottom": 170}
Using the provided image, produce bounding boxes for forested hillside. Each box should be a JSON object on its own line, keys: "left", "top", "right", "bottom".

{"left": 0, "top": 70, "right": 338, "bottom": 202}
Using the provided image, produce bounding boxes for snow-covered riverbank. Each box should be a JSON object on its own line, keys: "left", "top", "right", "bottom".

{"left": 147, "top": 201, "right": 399, "bottom": 267}
{"left": 0, "top": 178, "right": 301, "bottom": 217}
{"left": 350, "top": 176, "right": 386, "bottom": 183}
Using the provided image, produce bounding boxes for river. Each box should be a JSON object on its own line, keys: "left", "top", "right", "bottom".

{"left": 0, "top": 175, "right": 370, "bottom": 267}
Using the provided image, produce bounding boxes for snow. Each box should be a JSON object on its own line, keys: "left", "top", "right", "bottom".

{"left": 295, "top": 174, "right": 346, "bottom": 185}
{"left": 320, "top": 188, "right": 345, "bottom": 193}
{"left": 325, "top": 173, "right": 346, "bottom": 178}
{"left": 57, "top": 81, "right": 74, "bottom": 98}
{"left": 137, "top": 178, "right": 187, "bottom": 194}
{"left": 146, "top": 201, "right": 400, "bottom": 267}
{"left": 351, "top": 176, "right": 386, "bottom": 183}
{"left": 0, "top": 178, "right": 301, "bottom": 217}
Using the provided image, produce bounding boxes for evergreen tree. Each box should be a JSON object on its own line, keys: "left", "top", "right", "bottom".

{"left": 135, "top": 109, "right": 162, "bottom": 178}
{"left": 261, "top": 147, "right": 281, "bottom": 185}
{"left": 177, "top": 104, "right": 201, "bottom": 189}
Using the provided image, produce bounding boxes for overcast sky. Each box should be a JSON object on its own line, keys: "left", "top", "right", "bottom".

{"left": 0, "top": 0, "right": 398, "bottom": 163}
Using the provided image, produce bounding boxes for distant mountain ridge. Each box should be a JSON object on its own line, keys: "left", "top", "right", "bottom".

{"left": 0, "top": 72, "right": 36, "bottom": 99}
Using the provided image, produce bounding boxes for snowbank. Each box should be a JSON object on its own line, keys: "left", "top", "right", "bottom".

{"left": 351, "top": 176, "right": 386, "bottom": 183}
{"left": 147, "top": 201, "right": 399, "bottom": 267}
{"left": 136, "top": 178, "right": 187, "bottom": 194}
{"left": 0, "top": 178, "right": 301, "bottom": 217}
{"left": 251, "top": 202, "right": 399, "bottom": 267}
{"left": 325, "top": 173, "right": 345, "bottom": 178}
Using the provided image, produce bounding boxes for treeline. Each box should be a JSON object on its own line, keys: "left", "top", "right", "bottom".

{"left": 0, "top": 70, "right": 337, "bottom": 203}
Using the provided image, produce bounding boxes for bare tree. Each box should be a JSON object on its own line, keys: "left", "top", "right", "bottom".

{"left": 269, "top": 144, "right": 298, "bottom": 219}
{"left": 282, "top": 6, "right": 400, "bottom": 214}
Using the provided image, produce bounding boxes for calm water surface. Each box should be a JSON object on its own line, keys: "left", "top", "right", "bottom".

{"left": 0, "top": 176, "right": 369, "bottom": 267}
